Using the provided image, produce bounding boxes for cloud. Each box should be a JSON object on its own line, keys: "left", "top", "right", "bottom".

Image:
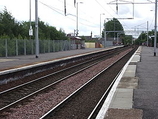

{"left": 0, "top": 0, "right": 156, "bottom": 37}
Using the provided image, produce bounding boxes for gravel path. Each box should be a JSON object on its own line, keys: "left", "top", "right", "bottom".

{"left": 1, "top": 48, "right": 132, "bottom": 119}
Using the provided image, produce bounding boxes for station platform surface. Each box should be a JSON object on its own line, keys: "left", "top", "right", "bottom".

{"left": 134, "top": 46, "right": 158, "bottom": 119}
{"left": 0, "top": 48, "right": 105, "bottom": 72}
{"left": 97, "top": 46, "right": 158, "bottom": 119}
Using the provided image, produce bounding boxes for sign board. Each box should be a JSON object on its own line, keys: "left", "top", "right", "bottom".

{"left": 29, "top": 26, "right": 33, "bottom": 36}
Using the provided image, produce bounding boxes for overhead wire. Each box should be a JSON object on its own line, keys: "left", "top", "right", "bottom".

{"left": 95, "top": 0, "right": 132, "bottom": 31}
{"left": 39, "top": 1, "right": 99, "bottom": 29}
{"left": 149, "top": 16, "right": 154, "bottom": 30}
{"left": 95, "top": 0, "right": 114, "bottom": 18}
{"left": 100, "top": 0, "right": 155, "bottom": 37}
{"left": 104, "top": 0, "right": 137, "bottom": 31}
{"left": 58, "top": 0, "right": 101, "bottom": 26}
{"left": 39, "top": 1, "right": 64, "bottom": 16}
{"left": 40, "top": 0, "right": 152, "bottom": 35}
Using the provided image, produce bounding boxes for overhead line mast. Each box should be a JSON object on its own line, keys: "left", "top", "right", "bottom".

{"left": 108, "top": 0, "right": 157, "bottom": 56}
{"left": 64, "top": 0, "right": 66, "bottom": 16}
{"left": 108, "top": 0, "right": 155, "bottom": 4}
{"left": 116, "top": 0, "right": 118, "bottom": 14}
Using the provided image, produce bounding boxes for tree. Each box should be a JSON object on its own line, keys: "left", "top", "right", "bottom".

{"left": 0, "top": 8, "right": 68, "bottom": 40}
{"left": 137, "top": 32, "right": 147, "bottom": 44}
{"left": 102, "top": 18, "right": 125, "bottom": 38}
{"left": 57, "top": 28, "right": 68, "bottom": 40}
{"left": 122, "top": 35, "right": 133, "bottom": 45}
{"left": 0, "top": 12, "right": 3, "bottom": 35}
{"left": 0, "top": 8, "right": 15, "bottom": 38}
{"left": 135, "top": 30, "right": 158, "bottom": 46}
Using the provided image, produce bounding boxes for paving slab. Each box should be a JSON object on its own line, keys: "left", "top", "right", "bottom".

{"left": 123, "top": 65, "right": 136, "bottom": 77}
{"left": 118, "top": 77, "right": 138, "bottom": 89}
{"left": 109, "top": 88, "right": 133, "bottom": 109}
{"left": 105, "top": 108, "right": 143, "bottom": 119}
{"left": 131, "top": 55, "right": 140, "bottom": 62}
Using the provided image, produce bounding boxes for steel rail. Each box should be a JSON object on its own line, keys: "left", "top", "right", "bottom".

{"left": 0, "top": 47, "right": 119, "bottom": 113}
{"left": 87, "top": 48, "right": 134, "bottom": 119}
{"left": 39, "top": 48, "right": 134, "bottom": 119}
{"left": 0, "top": 46, "right": 127, "bottom": 95}
{"left": 87, "top": 69, "right": 122, "bottom": 119}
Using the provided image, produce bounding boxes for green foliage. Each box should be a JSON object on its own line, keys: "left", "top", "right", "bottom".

{"left": 0, "top": 39, "right": 5, "bottom": 56}
{"left": 0, "top": 34, "right": 9, "bottom": 39}
{"left": 0, "top": 8, "right": 68, "bottom": 40}
{"left": 80, "top": 36, "right": 86, "bottom": 40}
{"left": 0, "top": 8, "right": 75, "bottom": 57}
{"left": 0, "top": 8, "right": 15, "bottom": 38}
{"left": 103, "top": 18, "right": 125, "bottom": 38}
{"left": 85, "top": 39, "right": 96, "bottom": 42}
{"left": 135, "top": 32, "right": 147, "bottom": 45}
{"left": 135, "top": 30, "right": 158, "bottom": 45}
{"left": 122, "top": 35, "right": 133, "bottom": 45}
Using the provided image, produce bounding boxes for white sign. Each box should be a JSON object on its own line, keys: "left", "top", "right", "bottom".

{"left": 29, "top": 26, "right": 33, "bottom": 36}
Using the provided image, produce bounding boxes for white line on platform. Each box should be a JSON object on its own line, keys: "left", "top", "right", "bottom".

{"left": 96, "top": 46, "right": 141, "bottom": 119}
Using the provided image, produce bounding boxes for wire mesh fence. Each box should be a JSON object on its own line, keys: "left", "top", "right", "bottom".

{"left": 0, "top": 39, "right": 78, "bottom": 57}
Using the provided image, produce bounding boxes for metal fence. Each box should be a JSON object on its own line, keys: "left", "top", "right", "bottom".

{"left": 0, "top": 39, "right": 78, "bottom": 57}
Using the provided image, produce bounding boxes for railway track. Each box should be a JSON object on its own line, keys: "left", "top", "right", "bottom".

{"left": 0, "top": 46, "right": 137, "bottom": 119}
{"left": 0, "top": 46, "right": 123, "bottom": 91}
{"left": 40, "top": 47, "right": 136, "bottom": 119}
{"left": 0, "top": 52, "right": 108, "bottom": 112}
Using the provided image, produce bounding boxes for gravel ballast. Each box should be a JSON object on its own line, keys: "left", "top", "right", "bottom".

{"left": 1, "top": 48, "right": 132, "bottom": 119}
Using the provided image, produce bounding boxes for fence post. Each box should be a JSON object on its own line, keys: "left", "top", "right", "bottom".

{"left": 16, "top": 39, "right": 18, "bottom": 56}
{"left": 60, "top": 40, "right": 62, "bottom": 51}
{"left": 63, "top": 40, "right": 65, "bottom": 51}
{"left": 64, "top": 40, "right": 67, "bottom": 51}
{"left": 53, "top": 40, "right": 55, "bottom": 52}
{"left": 69, "top": 40, "right": 71, "bottom": 50}
{"left": 5, "top": 39, "right": 8, "bottom": 57}
{"left": 24, "top": 39, "right": 26, "bottom": 55}
{"left": 31, "top": 39, "right": 33, "bottom": 54}
{"left": 48, "top": 39, "right": 50, "bottom": 53}
{"left": 44, "top": 40, "right": 45, "bottom": 53}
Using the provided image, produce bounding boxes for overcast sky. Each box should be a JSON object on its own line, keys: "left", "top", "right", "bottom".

{"left": 0, "top": 0, "right": 156, "bottom": 37}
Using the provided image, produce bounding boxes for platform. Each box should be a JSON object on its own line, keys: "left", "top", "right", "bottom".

{"left": 96, "top": 46, "right": 142, "bottom": 119}
{"left": 0, "top": 48, "right": 106, "bottom": 72}
{"left": 134, "top": 46, "right": 158, "bottom": 119}
{"left": 97, "top": 46, "right": 158, "bottom": 119}
{"left": 109, "top": 46, "right": 141, "bottom": 110}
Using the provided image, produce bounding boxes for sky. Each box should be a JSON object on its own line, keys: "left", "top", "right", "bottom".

{"left": 0, "top": 0, "right": 156, "bottom": 38}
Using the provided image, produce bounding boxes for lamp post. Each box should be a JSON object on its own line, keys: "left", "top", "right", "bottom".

{"left": 35, "top": 0, "right": 39, "bottom": 58}
{"left": 76, "top": 2, "right": 83, "bottom": 36}
{"left": 154, "top": 0, "right": 157, "bottom": 56}
{"left": 29, "top": 0, "right": 32, "bottom": 36}
{"left": 100, "top": 13, "right": 105, "bottom": 37}
{"left": 104, "top": 19, "right": 106, "bottom": 48}
{"left": 147, "top": 21, "right": 149, "bottom": 47}
{"left": 29, "top": 0, "right": 33, "bottom": 55}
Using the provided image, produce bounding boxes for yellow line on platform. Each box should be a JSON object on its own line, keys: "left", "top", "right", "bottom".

{"left": 0, "top": 59, "right": 17, "bottom": 63}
